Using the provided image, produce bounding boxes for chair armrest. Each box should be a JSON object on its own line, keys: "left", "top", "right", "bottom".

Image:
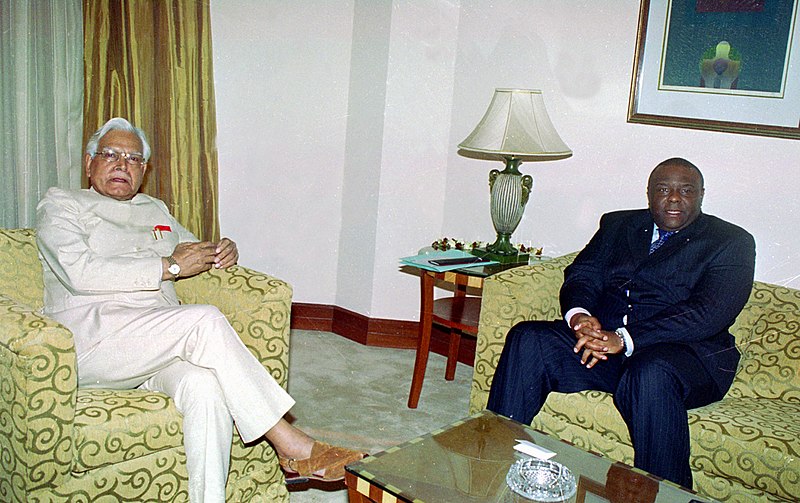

{"left": 469, "top": 253, "right": 577, "bottom": 413}
{"left": 174, "top": 266, "right": 293, "bottom": 388}
{"left": 0, "top": 294, "right": 77, "bottom": 494}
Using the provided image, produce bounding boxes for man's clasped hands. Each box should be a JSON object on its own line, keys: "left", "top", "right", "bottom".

{"left": 570, "top": 313, "right": 625, "bottom": 368}
{"left": 171, "top": 238, "right": 239, "bottom": 277}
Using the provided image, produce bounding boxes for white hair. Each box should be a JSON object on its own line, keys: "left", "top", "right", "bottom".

{"left": 85, "top": 117, "right": 151, "bottom": 161}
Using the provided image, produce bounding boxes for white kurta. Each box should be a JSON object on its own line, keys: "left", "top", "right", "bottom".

{"left": 36, "top": 187, "right": 295, "bottom": 503}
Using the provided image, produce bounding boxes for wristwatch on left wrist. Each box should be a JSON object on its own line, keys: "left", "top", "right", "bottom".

{"left": 615, "top": 328, "right": 627, "bottom": 353}
{"left": 165, "top": 255, "right": 181, "bottom": 280}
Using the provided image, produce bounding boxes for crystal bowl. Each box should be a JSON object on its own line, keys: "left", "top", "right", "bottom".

{"left": 506, "top": 458, "right": 577, "bottom": 502}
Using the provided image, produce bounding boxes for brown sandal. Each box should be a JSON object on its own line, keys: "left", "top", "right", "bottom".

{"left": 279, "top": 441, "right": 366, "bottom": 482}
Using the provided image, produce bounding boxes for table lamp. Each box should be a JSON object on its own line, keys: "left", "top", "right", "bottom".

{"left": 458, "top": 88, "right": 571, "bottom": 262}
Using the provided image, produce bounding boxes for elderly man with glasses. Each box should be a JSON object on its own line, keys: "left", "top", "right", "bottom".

{"left": 35, "top": 117, "right": 363, "bottom": 503}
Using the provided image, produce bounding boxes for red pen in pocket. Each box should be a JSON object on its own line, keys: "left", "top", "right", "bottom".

{"left": 153, "top": 225, "right": 172, "bottom": 239}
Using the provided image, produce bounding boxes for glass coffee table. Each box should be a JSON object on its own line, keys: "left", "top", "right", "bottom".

{"left": 345, "top": 411, "right": 712, "bottom": 503}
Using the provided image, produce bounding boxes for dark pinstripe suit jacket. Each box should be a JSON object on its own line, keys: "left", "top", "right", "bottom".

{"left": 560, "top": 209, "right": 756, "bottom": 394}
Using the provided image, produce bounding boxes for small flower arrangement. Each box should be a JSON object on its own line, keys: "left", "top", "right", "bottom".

{"left": 431, "top": 237, "right": 542, "bottom": 256}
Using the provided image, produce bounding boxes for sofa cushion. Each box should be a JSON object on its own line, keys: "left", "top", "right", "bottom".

{"left": 0, "top": 228, "right": 44, "bottom": 310}
{"left": 730, "top": 309, "right": 800, "bottom": 400}
{"left": 533, "top": 391, "right": 633, "bottom": 464}
{"left": 690, "top": 397, "right": 800, "bottom": 502}
{"left": 73, "top": 389, "right": 184, "bottom": 472}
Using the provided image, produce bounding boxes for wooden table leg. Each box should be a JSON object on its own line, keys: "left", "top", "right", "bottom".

{"left": 445, "top": 328, "right": 460, "bottom": 381}
{"left": 346, "top": 471, "right": 377, "bottom": 503}
{"left": 445, "top": 282, "right": 467, "bottom": 381}
{"left": 347, "top": 485, "right": 373, "bottom": 503}
{"left": 408, "top": 271, "right": 434, "bottom": 408}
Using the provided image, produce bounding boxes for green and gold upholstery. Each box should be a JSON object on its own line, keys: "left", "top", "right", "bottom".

{"left": 469, "top": 254, "right": 800, "bottom": 502}
{"left": 0, "top": 229, "right": 292, "bottom": 502}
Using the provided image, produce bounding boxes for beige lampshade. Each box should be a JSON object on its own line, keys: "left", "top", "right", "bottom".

{"left": 458, "top": 88, "right": 572, "bottom": 162}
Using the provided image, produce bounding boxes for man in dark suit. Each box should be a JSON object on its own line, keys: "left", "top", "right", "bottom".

{"left": 487, "top": 157, "right": 755, "bottom": 488}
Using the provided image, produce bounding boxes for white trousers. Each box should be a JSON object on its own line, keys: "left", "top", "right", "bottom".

{"left": 54, "top": 303, "right": 296, "bottom": 503}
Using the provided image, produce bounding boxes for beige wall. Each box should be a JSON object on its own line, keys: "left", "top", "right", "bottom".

{"left": 211, "top": 0, "right": 800, "bottom": 322}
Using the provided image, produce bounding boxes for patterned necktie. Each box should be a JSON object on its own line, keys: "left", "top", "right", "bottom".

{"left": 649, "top": 229, "right": 676, "bottom": 254}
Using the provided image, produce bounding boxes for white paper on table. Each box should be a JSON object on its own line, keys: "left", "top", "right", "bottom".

{"left": 513, "top": 440, "right": 556, "bottom": 460}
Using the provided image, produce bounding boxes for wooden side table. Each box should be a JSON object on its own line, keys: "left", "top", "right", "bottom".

{"left": 407, "top": 262, "right": 523, "bottom": 408}
{"left": 406, "top": 270, "right": 482, "bottom": 409}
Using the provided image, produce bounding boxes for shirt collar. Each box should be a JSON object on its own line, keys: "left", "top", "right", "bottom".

{"left": 87, "top": 186, "right": 147, "bottom": 204}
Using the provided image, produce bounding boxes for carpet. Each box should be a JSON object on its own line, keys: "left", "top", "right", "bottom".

{"left": 285, "top": 329, "right": 474, "bottom": 503}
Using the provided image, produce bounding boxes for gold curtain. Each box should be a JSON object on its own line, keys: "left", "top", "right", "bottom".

{"left": 83, "top": 0, "right": 219, "bottom": 241}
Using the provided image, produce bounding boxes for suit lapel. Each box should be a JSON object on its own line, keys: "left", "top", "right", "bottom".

{"left": 626, "top": 213, "right": 653, "bottom": 263}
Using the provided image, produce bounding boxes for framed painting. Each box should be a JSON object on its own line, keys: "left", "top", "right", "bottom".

{"left": 628, "top": 0, "right": 800, "bottom": 139}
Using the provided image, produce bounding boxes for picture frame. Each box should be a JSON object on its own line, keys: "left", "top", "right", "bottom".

{"left": 627, "top": 0, "right": 800, "bottom": 139}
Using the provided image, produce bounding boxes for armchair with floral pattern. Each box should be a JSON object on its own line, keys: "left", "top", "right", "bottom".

{"left": 0, "top": 228, "right": 293, "bottom": 502}
{"left": 470, "top": 253, "right": 800, "bottom": 502}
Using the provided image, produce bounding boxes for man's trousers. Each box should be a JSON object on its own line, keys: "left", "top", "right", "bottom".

{"left": 51, "top": 302, "right": 296, "bottom": 503}
{"left": 486, "top": 320, "right": 725, "bottom": 489}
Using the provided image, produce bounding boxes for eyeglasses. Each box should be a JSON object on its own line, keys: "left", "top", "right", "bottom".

{"left": 94, "top": 148, "right": 146, "bottom": 167}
